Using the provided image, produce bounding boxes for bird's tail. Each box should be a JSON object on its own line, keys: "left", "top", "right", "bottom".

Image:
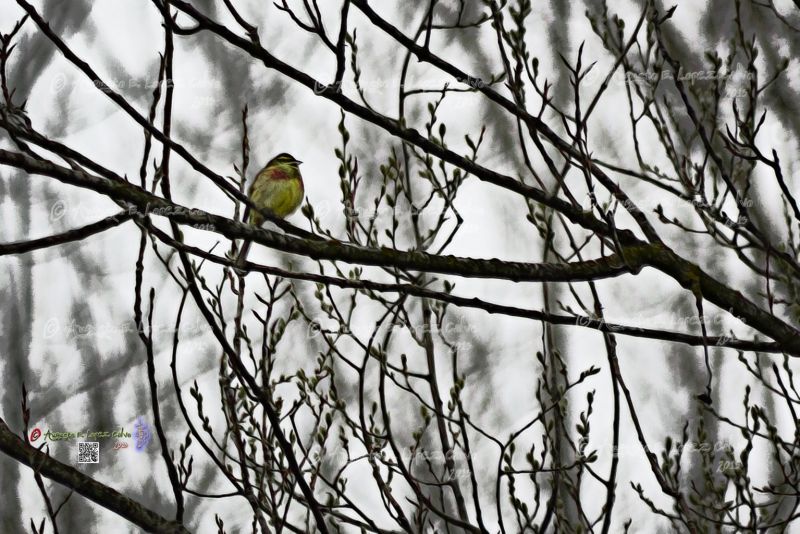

{"left": 235, "top": 204, "right": 252, "bottom": 270}
{"left": 235, "top": 239, "right": 252, "bottom": 270}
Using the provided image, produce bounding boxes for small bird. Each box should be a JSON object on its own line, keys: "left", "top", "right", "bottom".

{"left": 236, "top": 153, "right": 304, "bottom": 268}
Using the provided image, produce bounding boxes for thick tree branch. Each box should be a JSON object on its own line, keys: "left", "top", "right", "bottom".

{"left": 0, "top": 149, "right": 643, "bottom": 284}
{"left": 2, "top": 148, "right": 799, "bottom": 354}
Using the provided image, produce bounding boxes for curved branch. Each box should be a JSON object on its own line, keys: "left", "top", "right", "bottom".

{"left": 0, "top": 212, "right": 133, "bottom": 256}
{"left": 0, "top": 148, "right": 645, "bottom": 284}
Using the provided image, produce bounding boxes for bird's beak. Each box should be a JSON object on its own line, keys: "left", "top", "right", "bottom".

{"left": 294, "top": 160, "right": 303, "bottom": 165}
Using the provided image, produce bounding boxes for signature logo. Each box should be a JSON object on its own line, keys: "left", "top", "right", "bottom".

{"left": 133, "top": 417, "right": 152, "bottom": 452}
{"left": 29, "top": 428, "right": 42, "bottom": 442}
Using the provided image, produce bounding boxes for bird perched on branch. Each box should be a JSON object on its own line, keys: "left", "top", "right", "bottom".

{"left": 236, "top": 153, "right": 304, "bottom": 268}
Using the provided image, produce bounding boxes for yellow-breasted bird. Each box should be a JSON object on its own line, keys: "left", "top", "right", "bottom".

{"left": 236, "top": 153, "right": 304, "bottom": 267}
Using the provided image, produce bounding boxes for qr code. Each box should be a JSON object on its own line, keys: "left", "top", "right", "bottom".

{"left": 77, "top": 442, "right": 99, "bottom": 464}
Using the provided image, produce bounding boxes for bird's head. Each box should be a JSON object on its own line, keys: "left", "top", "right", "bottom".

{"left": 267, "top": 153, "right": 303, "bottom": 168}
